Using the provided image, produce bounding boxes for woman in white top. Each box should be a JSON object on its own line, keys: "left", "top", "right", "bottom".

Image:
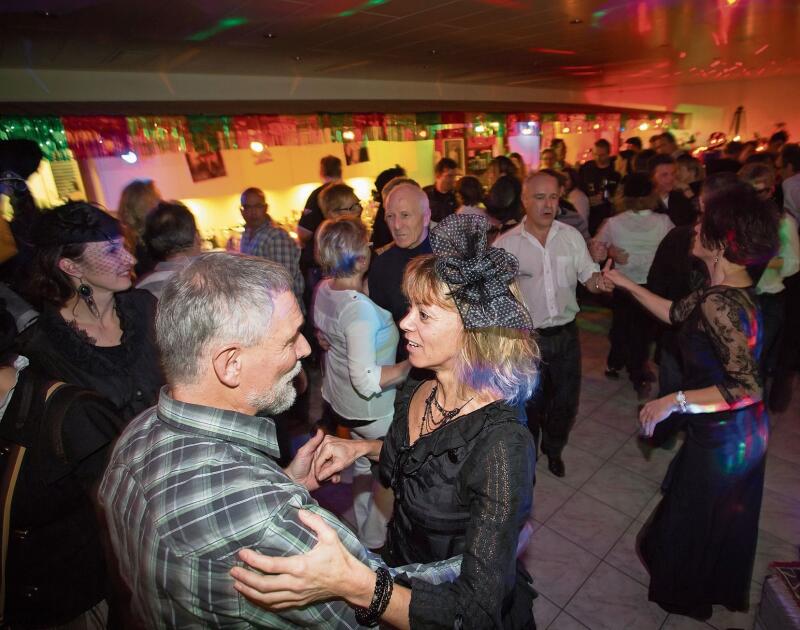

{"left": 596, "top": 173, "right": 674, "bottom": 395}
{"left": 313, "top": 217, "right": 410, "bottom": 548}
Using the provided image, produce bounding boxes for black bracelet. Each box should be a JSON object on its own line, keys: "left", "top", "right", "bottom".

{"left": 354, "top": 567, "right": 394, "bottom": 627}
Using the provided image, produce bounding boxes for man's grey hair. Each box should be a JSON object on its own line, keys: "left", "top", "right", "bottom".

{"left": 157, "top": 252, "right": 292, "bottom": 384}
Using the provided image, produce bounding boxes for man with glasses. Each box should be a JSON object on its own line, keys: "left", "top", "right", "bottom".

{"left": 239, "top": 187, "right": 304, "bottom": 312}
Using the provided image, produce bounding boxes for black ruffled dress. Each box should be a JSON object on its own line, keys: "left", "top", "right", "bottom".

{"left": 380, "top": 382, "right": 538, "bottom": 629}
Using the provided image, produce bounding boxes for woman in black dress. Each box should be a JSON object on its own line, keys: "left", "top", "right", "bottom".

{"left": 20, "top": 201, "right": 164, "bottom": 421}
{"left": 233, "top": 213, "right": 540, "bottom": 629}
{"left": 604, "top": 180, "right": 779, "bottom": 620}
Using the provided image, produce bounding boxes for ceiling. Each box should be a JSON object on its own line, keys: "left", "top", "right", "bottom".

{"left": 2, "top": 0, "right": 798, "bottom": 95}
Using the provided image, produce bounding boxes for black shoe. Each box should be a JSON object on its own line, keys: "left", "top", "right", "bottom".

{"left": 547, "top": 455, "right": 565, "bottom": 477}
{"left": 605, "top": 367, "right": 620, "bottom": 379}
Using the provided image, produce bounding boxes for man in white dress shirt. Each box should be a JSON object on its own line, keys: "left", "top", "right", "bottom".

{"left": 495, "top": 171, "right": 612, "bottom": 477}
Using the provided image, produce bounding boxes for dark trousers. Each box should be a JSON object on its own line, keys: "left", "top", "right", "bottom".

{"left": 607, "top": 287, "right": 654, "bottom": 384}
{"left": 588, "top": 202, "right": 613, "bottom": 236}
{"left": 777, "top": 272, "right": 800, "bottom": 373}
{"left": 525, "top": 322, "right": 581, "bottom": 457}
{"left": 758, "top": 291, "right": 786, "bottom": 379}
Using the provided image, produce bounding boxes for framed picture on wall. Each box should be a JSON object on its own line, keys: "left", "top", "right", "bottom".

{"left": 185, "top": 150, "right": 227, "bottom": 182}
{"left": 443, "top": 138, "right": 466, "bottom": 172}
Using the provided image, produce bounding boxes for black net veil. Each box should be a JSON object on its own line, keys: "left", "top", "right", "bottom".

{"left": 429, "top": 213, "right": 533, "bottom": 331}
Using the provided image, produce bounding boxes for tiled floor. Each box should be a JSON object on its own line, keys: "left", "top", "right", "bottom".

{"left": 307, "top": 306, "right": 800, "bottom": 630}
{"left": 520, "top": 308, "right": 800, "bottom": 630}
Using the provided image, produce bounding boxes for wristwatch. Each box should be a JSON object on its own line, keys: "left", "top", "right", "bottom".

{"left": 675, "top": 391, "right": 688, "bottom": 413}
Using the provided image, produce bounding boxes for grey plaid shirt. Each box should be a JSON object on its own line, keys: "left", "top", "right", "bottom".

{"left": 99, "top": 387, "right": 460, "bottom": 629}
{"left": 240, "top": 219, "right": 305, "bottom": 312}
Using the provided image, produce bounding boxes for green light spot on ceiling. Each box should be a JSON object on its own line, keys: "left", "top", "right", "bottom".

{"left": 339, "top": 0, "right": 390, "bottom": 17}
{"left": 186, "top": 16, "right": 249, "bottom": 41}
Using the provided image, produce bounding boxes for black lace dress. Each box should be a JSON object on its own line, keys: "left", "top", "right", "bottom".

{"left": 638, "top": 286, "right": 768, "bottom": 617}
{"left": 18, "top": 289, "right": 163, "bottom": 421}
{"left": 380, "top": 382, "right": 537, "bottom": 629}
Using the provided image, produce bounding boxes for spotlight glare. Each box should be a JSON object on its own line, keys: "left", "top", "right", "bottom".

{"left": 121, "top": 151, "right": 138, "bottom": 164}
{"left": 249, "top": 141, "right": 265, "bottom": 153}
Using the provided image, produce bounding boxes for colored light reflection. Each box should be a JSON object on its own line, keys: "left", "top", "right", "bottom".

{"left": 339, "top": 0, "right": 389, "bottom": 17}
{"left": 186, "top": 16, "right": 248, "bottom": 41}
{"left": 529, "top": 47, "right": 576, "bottom": 55}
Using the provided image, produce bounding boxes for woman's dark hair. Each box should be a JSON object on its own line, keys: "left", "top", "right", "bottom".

{"left": 28, "top": 201, "right": 121, "bottom": 309}
{"left": 633, "top": 149, "right": 657, "bottom": 173}
{"left": 373, "top": 165, "right": 406, "bottom": 201}
{"left": 562, "top": 167, "right": 581, "bottom": 192}
{"left": 701, "top": 180, "right": 779, "bottom": 280}
{"left": 456, "top": 176, "right": 483, "bottom": 207}
{"left": 143, "top": 201, "right": 198, "bottom": 262}
{"left": 489, "top": 155, "right": 518, "bottom": 180}
{"left": 485, "top": 175, "right": 523, "bottom": 224}
{"left": 29, "top": 241, "right": 86, "bottom": 309}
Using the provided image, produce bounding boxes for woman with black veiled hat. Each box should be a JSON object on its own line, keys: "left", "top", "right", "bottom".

{"left": 19, "top": 201, "right": 163, "bottom": 421}
{"left": 231, "top": 213, "right": 541, "bottom": 629}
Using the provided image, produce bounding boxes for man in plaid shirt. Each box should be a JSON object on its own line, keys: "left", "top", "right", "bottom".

{"left": 99, "top": 254, "right": 459, "bottom": 629}
{"left": 239, "top": 187, "right": 305, "bottom": 312}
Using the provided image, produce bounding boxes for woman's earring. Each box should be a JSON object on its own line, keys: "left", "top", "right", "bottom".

{"left": 77, "top": 280, "right": 101, "bottom": 319}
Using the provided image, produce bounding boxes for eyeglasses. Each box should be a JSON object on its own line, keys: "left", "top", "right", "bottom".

{"left": 333, "top": 202, "right": 363, "bottom": 215}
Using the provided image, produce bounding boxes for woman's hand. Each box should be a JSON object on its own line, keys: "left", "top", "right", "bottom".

{"left": 639, "top": 395, "right": 677, "bottom": 437}
{"left": 314, "top": 435, "right": 371, "bottom": 482}
{"left": 283, "top": 430, "right": 340, "bottom": 492}
{"left": 602, "top": 259, "right": 634, "bottom": 292}
{"left": 230, "top": 509, "right": 375, "bottom": 609}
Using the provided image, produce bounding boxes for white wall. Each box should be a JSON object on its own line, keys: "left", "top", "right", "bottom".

{"left": 90, "top": 139, "right": 435, "bottom": 236}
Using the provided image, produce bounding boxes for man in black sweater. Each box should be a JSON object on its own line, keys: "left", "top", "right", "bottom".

{"left": 368, "top": 182, "right": 432, "bottom": 360}
{"left": 423, "top": 157, "right": 458, "bottom": 223}
{"left": 650, "top": 154, "right": 697, "bottom": 227}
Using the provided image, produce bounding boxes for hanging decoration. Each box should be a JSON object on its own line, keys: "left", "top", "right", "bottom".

{"left": 186, "top": 115, "right": 236, "bottom": 153}
{"left": 62, "top": 116, "right": 131, "bottom": 159}
{"left": 127, "top": 116, "right": 190, "bottom": 156}
{"left": 0, "top": 110, "right": 684, "bottom": 164}
{"left": 0, "top": 116, "right": 71, "bottom": 161}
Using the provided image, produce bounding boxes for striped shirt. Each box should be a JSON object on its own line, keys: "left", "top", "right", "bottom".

{"left": 240, "top": 219, "right": 305, "bottom": 312}
{"left": 99, "top": 387, "right": 460, "bottom": 629}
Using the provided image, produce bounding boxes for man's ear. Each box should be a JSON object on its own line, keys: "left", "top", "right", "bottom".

{"left": 212, "top": 345, "right": 243, "bottom": 389}
{"left": 57, "top": 257, "right": 82, "bottom": 280}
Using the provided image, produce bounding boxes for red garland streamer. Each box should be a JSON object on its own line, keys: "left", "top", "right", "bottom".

{"left": 62, "top": 116, "right": 131, "bottom": 159}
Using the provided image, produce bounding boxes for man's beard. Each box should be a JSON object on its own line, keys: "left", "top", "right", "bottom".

{"left": 248, "top": 360, "right": 302, "bottom": 415}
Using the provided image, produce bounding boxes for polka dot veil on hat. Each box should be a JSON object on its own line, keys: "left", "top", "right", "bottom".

{"left": 429, "top": 213, "right": 533, "bottom": 331}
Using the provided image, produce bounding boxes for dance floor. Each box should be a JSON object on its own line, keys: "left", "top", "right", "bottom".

{"left": 302, "top": 305, "right": 800, "bottom": 630}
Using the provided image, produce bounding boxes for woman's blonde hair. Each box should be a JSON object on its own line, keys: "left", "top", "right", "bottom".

{"left": 315, "top": 217, "right": 369, "bottom": 278}
{"left": 403, "top": 254, "right": 539, "bottom": 404}
{"left": 319, "top": 183, "right": 361, "bottom": 219}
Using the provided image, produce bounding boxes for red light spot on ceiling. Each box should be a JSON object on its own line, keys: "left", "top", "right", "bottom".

{"left": 655, "top": 61, "right": 669, "bottom": 68}
{"left": 637, "top": 1, "right": 652, "bottom": 34}
{"left": 530, "top": 47, "right": 577, "bottom": 55}
{"left": 679, "top": 51, "right": 687, "bottom": 59}
{"left": 755, "top": 44, "right": 769, "bottom": 55}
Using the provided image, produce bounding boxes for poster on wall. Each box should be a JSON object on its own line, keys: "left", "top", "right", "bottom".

{"left": 185, "top": 150, "right": 227, "bottom": 182}
{"left": 443, "top": 138, "right": 466, "bottom": 172}
{"left": 344, "top": 141, "right": 370, "bottom": 165}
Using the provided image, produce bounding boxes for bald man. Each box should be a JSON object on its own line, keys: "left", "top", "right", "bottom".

{"left": 495, "top": 171, "right": 612, "bottom": 477}
{"left": 367, "top": 182, "right": 432, "bottom": 360}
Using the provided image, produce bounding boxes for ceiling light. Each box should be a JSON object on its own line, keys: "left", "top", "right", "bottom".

{"left": 733, "top": 135, "right": 741, "bottom": 141}
{"left": 121, "top": 151, "right": 138, "bottom": 164}
{"left": 593, "top": 123, "right": 600, "bottom": 130}
{"left": 639, "top": 122, "right": 650, "bottom": 131}
{"left": 570, "top": 18, "right": 583, "bottom": 24}
{"left": 264, "top": 33, "right": 277, "bottom": 39}
{"left": 521, "top": 127, "right": 533, "bottom": 135}
{"left": 474, "top": 124, "right": 486, "bottom": 133}
{"left": 562, "top": 127, "right": 570, "bottom": 134}
{"left": 250, "top": 141, "right": 265, "bottom": 153}
{"left": 418, "top": 129, "right": 428, "bottom": 139}
{"left": 342, "top": 130, "right": 355, "bottom": 141}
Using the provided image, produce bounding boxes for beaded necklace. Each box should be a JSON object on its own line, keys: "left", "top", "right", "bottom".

{"left": 419, "top": 383, "right": 473, "bottom": 439}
